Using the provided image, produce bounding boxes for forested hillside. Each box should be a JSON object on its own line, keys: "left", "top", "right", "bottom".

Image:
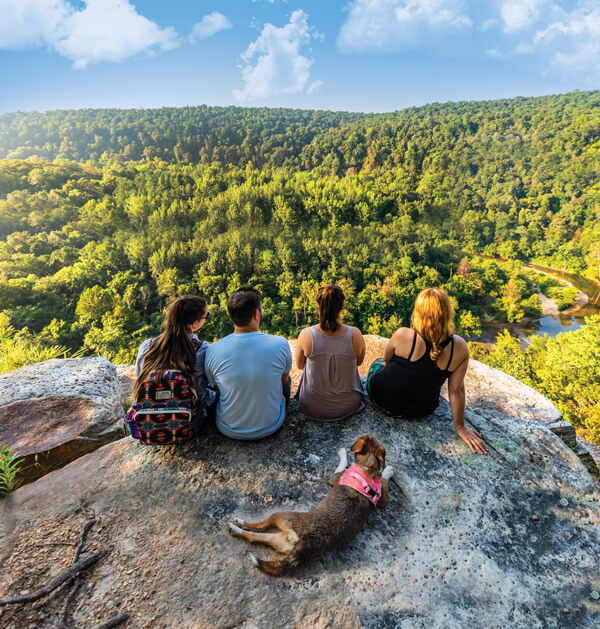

{"left": 2, "top": 91, "right": 599, "bottom": 274}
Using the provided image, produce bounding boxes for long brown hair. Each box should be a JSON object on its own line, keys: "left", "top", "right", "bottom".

{"left": 134, "top": 295, "right": 207, "bottom": 398}
{"left": 410, "top": 287, "right": 455, "bottom": 361}
{"left": 316, "top": 284, "right": 345, "bottom": 333}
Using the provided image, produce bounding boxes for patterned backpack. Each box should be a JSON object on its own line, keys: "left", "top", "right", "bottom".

{"left": 124, "top": 339, "right": 202, "bottom": 445}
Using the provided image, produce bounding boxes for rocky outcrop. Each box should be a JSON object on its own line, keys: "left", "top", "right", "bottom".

{"left": 115, "top": 363, "right": 136, "bottom": 408}
{"left": 0, "top": 358, "right": 125, "bottom": 486}
{"left": 101, "top": 336, "right": 599, "bottom": 474}
{"left": 1, "top": 393, "right": 599, "bottom": 628}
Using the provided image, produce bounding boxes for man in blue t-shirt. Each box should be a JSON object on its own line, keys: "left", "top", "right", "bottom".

{"left": 205, "top": 287, "right": 292, "bottom": 440}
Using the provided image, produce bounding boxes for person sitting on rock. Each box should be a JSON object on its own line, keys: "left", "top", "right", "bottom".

{"left": 294, "top": 284, "right": 366, "bottom": 421}
{"left": 205, "top": 287, "right": 292, "bottom": 440}
{"left": 135, "top": 294, "right": 216, "bottom": 423}
{"left": 366, "top": 287, "right": 487, "bottom": 455}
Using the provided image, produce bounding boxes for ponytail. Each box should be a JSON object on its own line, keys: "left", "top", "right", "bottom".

{"left": 316, "top": 284, "right": 345, "bottom": 333}
{"left": 430, "top": 343, "right": 443, "bottom": 362}
{"left": 134, "top": 295, "right": 207, "bottom": 398}
{"left": 410, "top": 287, "right": 455, "bottom": 362}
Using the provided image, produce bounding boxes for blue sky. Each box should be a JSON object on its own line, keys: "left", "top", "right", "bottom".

{"left": 0, "top": 0, "right": 598, "bottom": 114}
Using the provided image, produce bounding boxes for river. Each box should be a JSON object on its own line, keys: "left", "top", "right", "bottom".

{"left": 471, "top": 263, "right": 600, "bottom": 347}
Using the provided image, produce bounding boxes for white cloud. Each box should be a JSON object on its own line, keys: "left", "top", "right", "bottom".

{"left": 189, "top": 12, "right": 232, "bottom": 43}
{"left": 497, "top": 0, "right": 600, "bottom": 77}
{"left": 533, "top": 2, "right": 600, "bottom": 74}
{"left": 485, "top": 47, "right": 505, "bottom": 59}
{"left": 233, "top": 9, "right": 321, "bottom": 102}
{"left": 0, "top": 0, "right": 178, "bottom": 68}
{"left": 307, "top": 79, "right": 323, "bottom": 94}
{"left": 337, "top": 0, "right": 471, "bottom": 52}
{"left": 0, "top": 0, "right": 69, "bottom": 49}
{"left": 500, "top": 0, "right": 547, "bottom": 33}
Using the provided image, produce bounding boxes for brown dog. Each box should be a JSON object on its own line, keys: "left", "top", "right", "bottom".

{"left": 227, "top": 434, "right": 394, "bottom": 575}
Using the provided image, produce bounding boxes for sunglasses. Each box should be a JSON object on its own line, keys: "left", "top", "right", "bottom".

{"left": 201, "top": 311, "right": 211, "bottom": 321}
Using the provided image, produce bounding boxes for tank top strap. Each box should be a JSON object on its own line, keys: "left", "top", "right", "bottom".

{"left": 344, "top": 324, "right": 353, "bottom": 344}
{"left": 309, "top": 325, "right": 321, "bottom": 353}
{"left": 444, "top": 335, "right": 455, "bottom": 372}
{"left": 407, "top": 329, "right": 418, "bottom": 361}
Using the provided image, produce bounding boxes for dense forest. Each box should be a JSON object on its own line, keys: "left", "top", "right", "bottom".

{"left": 0, "top": 91, "right": 599, "bottom": 442}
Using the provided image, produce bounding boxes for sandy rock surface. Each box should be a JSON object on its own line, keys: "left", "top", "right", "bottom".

{"left": 441, "top": 358, "right": 561, "bottom": 423}
{"left": 1, "top": 397, "right": 599, "bottom": 628}
{"left": 0, "top": 358, "right": 125, "bottom": 484}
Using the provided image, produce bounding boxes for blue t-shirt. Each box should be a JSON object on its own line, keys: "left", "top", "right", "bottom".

{"left": 205, "top": 331, "right": 292, "bottom": 440}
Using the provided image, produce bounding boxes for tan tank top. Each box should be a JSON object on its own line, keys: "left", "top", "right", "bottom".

{"left": 294, "top": 325, "right": 364, "bottom": 421}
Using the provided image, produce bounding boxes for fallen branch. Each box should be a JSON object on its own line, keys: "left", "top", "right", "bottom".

{"left": 58, "top": 518, "right": 96, "bottom": 629}
{"left": 92, "top": 613, "right": 130, "bottom": 629}
{"left": 0, "top": 551, "right": 106, "bottom": 606}
{"left": 57, "top": 575, "right": 83, "bottom": 629}
{"left": 74, "top": 519, "right": 96, "bottom": 564}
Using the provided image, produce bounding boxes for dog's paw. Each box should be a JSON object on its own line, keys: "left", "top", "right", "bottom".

{"left": 227, "top": 521, "right": 243, "bottom": 536}
{"left": 249, "top": 553, "right": 259, "bottom": 567}
{"left": 382, "top": 465, "right": 394, "bottom": 480}
{"left": 233, "top": 517, "right": 245, "bottom": 528}
{"left": 337, "top": 447, "right": 346, "bottom": 458}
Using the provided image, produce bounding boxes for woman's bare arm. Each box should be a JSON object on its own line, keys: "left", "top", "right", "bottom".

{"left": 352, "top": 327, "right": 366, "bottom": 365}
{"left": 295, "top": 328, "right": 311, "bottom": 371}
{"left": 383, "top": 332, "right": 399, "bottom": 365}
{"left": 448, "top": 344, "right": 487, "bottom": 455}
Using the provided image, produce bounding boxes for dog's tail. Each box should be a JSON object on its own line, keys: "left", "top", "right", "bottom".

{"left": 249, "top": 550, "right": 300, "bottom": 576}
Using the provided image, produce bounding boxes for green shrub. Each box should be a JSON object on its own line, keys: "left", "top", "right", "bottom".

{"left": 522, "top": 294, "right": 543, "bottom": 317}
{"left": 0, "top": 313, "right": 73, "bottom": 374}
{"left": 0, "top": 445, "right": 22, "bottom": 494}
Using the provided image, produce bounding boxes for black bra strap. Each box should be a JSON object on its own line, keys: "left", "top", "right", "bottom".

{"left": 444, "top": 336, "right": 455, "bottom": 371}
{"left": 407, "top": 329, "right": 418, "bottom": 361}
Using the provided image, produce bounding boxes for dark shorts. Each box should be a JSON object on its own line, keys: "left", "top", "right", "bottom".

{"left": 366, "top": 358, "right": 394, "bottom": 416}
{"left": 366, "top": 358, "right": 436, "bottom": 418}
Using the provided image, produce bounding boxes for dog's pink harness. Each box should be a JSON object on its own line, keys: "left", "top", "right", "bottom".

{"left": 339, "top": 464, "right": 382, "bottom": 505}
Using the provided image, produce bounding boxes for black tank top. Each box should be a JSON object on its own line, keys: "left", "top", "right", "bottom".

{"left": 369, "top": 330, "right": 455, "bottom": 417}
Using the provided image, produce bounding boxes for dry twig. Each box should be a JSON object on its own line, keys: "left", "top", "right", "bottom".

{"left": 0, "top": 552, "right": 106, "bottom": 606}
{"left": 91, "top": 613, "right": 131, "bottom": 629}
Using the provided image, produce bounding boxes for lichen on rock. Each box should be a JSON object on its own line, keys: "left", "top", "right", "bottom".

{"left": 0, "top": 357, "right": 125, "bottom": 486}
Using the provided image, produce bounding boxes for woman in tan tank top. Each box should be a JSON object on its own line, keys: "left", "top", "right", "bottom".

{"left": 294, "top": 284, "right": 366, "bottom": 421}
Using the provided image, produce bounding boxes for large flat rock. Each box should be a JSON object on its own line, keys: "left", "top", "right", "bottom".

{"left": 1, "top": 400, "right": 599, "bottom": 628}
{"left": 446, "top": 359, "right": 561, "bottom": 423}
{"left": 0, "top": 358, "right": 124, "bottom": 484}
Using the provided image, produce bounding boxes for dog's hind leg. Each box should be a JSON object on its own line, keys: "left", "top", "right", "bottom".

{"left": 228, "top": 524, "right": 296, "bottom": 553}
{"left": 232, "top": 514, "right": 278, "bottom": 531}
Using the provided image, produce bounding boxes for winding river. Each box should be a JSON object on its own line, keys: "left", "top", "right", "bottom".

{"left": 472, "top": 263, "right": 600, "bottom": 347}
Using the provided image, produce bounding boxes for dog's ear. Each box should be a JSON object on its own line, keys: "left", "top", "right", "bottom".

{"left": 351, "top": 436, "right": 367, "bottom": 454}
{"left": 375, "top": 445, "right": 386, "bottom": 467}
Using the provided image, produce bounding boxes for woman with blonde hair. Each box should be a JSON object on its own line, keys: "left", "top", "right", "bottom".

{"left": 294, "top": 284, "right": 366, "bottom": 421}
{"left": 366, "top": 287, "right": 487, "bottom": 455}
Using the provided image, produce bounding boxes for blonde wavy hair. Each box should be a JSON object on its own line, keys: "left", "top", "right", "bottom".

{"left": 410, "top": 287, "right": 455, "bottom": 361}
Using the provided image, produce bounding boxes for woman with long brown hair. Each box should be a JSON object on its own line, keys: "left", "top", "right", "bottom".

{"left": 134, "top": 295, "right": 215, "bottom": 413}
{"left": 294, "top": 284, "right": 366, "bottom": 421}
{"left": 366, "top": 287, "right": 487, "bottom": 455}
